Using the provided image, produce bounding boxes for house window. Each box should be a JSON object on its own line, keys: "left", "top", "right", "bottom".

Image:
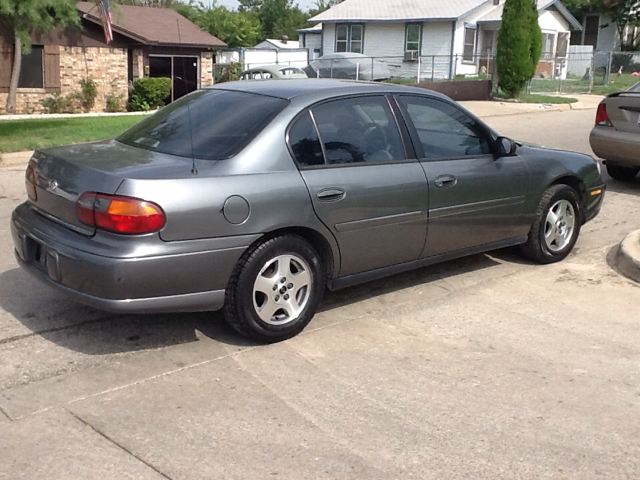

{"left": 405, "top": 24, "right": 421, "bottom": 53}
{"left": 542, "top": 32, "right": 556, "bottom": 59}
{"left": 336, "top": 24, "right": 363, "bottom": 53}
{"left": 18, "top": 45, "right": 44, "bottom": 89}
{"left": 462, "top": 27, "right": 476, "bottom": 63}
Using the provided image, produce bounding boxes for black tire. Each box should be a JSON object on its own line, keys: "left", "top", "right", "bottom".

{"left": 606, "top": 164, "right": 639, "bottom": 181}
{"left": 520, "top": 184, "right": 582, "bottom": 264}
{"left": 223, "top": 235, "right": 324, "bottom": 343}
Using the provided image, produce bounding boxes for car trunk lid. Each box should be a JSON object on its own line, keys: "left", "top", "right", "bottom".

{"left": 28, "top": 140, "right": 195, "bottom": 236}
{"left": 605, "top": 92, "right": 640, "bottom": 134}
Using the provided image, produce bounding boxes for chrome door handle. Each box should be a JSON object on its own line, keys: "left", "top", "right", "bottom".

{"left": 317, "top": 188, "right": 346, "bottom": 202}
{"left": 434, "top": 175, "right": 457, "bottom": 188}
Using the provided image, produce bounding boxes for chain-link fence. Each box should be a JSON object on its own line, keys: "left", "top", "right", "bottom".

{"left": 528, "top": 49, "right": 640, "bottom": 95}
{"left": 213, "top": 50, "right": 640, "bottom": 95}
{"left": 214, "top": 53, "right": 497, "bottom": 84}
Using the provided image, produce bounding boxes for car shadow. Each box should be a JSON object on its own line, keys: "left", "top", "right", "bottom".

{"left": 602, "top": 174, "right": 640, "bottom": 196}
{"left": 1, "top": 252, "right": 501, "bottom": 355}
{"left": 0, "top": 267, "right": 257, "bottom": 354}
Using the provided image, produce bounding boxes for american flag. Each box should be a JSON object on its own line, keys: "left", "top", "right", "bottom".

{"left": 97, "top": 0, "right": 113, "bottom": 43}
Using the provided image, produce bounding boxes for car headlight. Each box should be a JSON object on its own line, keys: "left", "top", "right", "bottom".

{"left": 596, "top": 159, "right": 602, "bottom": 175}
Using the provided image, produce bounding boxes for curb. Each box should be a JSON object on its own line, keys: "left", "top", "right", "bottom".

{"left": 616, "top": 229, "right": 640, "bottom": 283}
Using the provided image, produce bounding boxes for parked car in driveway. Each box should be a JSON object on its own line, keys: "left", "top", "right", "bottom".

{"left": 11, "top": 80, "right": 605, "bottom": 342}
{"left": 590, "top": 82, "right": 640, "bottom": 180}
{"left": 307, "top": 53, "right": 391, "bottom": 80}
{"left": 239, "top": 64, "right": 308, "bottom": 80}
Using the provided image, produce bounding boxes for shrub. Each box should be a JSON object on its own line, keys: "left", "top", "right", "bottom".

{"left": 128, "top": 77, "right": 171, "bottom": 112}
{"left": 214, "top": 62, "right": 242, "bottom": 83}
{"left": 41, "top": 92, "right": 83, "bottom": 114}
{"left": 79, "top": 77, "right": 98, "bottom": 112}
{"left": 41, "top": 92, "right": 67, "bottom": 114}
{"left": 105, "top": 93, "right": 124, "bottom": 112}
{"left": 497, "top": 0, "right": 543, "bottom": 98}
{"left": 41, "top": 80, "right": 96, "bottom": 114}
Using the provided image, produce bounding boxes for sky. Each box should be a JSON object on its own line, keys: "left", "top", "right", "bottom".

{"left": 215, "top": 0, "right": 318, "bottom": 12}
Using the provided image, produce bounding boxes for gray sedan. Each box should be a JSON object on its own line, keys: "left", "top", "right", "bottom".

{"left": 590, "top": 81, "right": 640, "bottom": 180}
{"left": 11, "top": 80, "right": 605, "bottom": 342}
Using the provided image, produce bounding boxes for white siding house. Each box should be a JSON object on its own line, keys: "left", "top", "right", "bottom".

{"left": 309, "top": 0, "right": 582, "bottom": 80}
{"left": 297, "top": 24, "right": 323, "bottom": 59}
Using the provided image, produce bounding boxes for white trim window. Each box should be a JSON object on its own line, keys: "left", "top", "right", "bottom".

{"left": 542, "top": 32, "right": 556, "bottom": 60}
{"left": 405, "top": 23, "right": 421, "bottom": 53}
{"left": 336, "top": 24, "right": 363, "bottom": 53}
{"left": 462, "top": 26, "right": 477, "bottom": 63}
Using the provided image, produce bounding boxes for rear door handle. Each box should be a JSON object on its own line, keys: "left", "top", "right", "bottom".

{"left": 317, "top": 188, "right": 346, "bottom": 202}
{"left": 434, "top": 175, "right": 457, "bottom": 188}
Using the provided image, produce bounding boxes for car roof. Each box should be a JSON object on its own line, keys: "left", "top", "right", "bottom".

{"left": 243, "top": 64, "right": 305, "bottom": 75}
{"left": 204, "top": 79, "right": 450, "bottom": 102}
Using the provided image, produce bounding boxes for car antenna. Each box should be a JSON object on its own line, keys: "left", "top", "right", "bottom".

{"left": 177, "top": 18, "right": 197, "bottom": 175}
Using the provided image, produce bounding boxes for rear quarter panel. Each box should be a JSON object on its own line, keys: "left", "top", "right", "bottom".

{"left": 114, "top": 111, "right": 342, "bottom": 276}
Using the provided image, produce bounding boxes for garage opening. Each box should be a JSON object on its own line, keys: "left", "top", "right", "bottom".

{"left": 149, "top": 55, "right": 199, "bottom": 103}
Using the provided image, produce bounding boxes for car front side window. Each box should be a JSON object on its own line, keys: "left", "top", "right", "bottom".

{"left": 399, "top": 95, "right": 492, "bottom": 159}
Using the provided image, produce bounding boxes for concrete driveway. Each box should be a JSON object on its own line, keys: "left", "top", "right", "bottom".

{"left": 1, "top": 107, "right": 639, "bottom": 479}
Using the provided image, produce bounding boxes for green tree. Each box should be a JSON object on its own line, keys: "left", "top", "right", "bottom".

{"left": 563, "top": 0, "right": 639, "bottom": 50}
{"left": 0, "top": 0, "right": 80, "bottom": 113}
{"left": 237, "top": 0, "right": 309, "bottom": 41}
{"left": 600, "top": 0, "right": 640, "bottom": 50}
{"left": 308, "top": 0, "right": 342, "bottom": 17}
{"left": 497, "top": 0, "right": 543, "bottom": 97}
{"left": 118, "top": 0, "right": 177, "bottom": 6}
{"left": 173, "top": 2, "right": 262, "bottom": 47}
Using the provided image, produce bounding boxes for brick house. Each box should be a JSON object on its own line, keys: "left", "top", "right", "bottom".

{"left": 0, "top": 2, "right": 226, "bottom": 114}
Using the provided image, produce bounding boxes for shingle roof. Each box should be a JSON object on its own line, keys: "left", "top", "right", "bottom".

{"left": 309, "top": 0, "right": 489, "bottom": 23}
{"left": 477, "top": 0, "right": 582, "bottom": 30}
{"left": 297, "top": 23, "right": 323, "bottom": 34}
{"left": 76, "top": 1, "right": 226, "bottom": 48}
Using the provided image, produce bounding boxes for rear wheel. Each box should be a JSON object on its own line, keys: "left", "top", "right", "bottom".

{"left": 606, "top": 164, "right": 639, "bottom": 181}
{"left": 520, "top": 185, "right": 581, "bottom": 264}
{"left": 223, "top": 235, "right": 324, "bottom": 343}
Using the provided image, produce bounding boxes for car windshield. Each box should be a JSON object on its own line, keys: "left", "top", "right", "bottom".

{"left": 629, "top": 82, "right": 640, "bottom": 92}
{"left": 118, "top": 90, "right": 288, "bottom": 160}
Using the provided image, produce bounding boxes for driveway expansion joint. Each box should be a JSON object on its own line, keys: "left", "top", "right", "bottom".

{"left": 0, "top": 404, "right": 12, "bottom": 422}
{"left": 67, "top": 409, "right": 174, "bottom": 480}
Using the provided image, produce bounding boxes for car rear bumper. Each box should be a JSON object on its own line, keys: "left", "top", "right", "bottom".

{"left": 590, "top": 126, "right": 640, "bottom": 166}
{"left": 11, "top": 203, "right": 260, "bottom": 314}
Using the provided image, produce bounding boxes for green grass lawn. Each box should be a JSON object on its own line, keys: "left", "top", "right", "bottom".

{"left": 495, "top": 93, "right": 578, "bottom": 104}
{"left": 529, "top": 73, "right": 639, "bottom": 96}
{"left": 0, "top": 115, "right": 147, "bottom": 153}
{"left": 592, "top": 73, "right": 640, "bottom": 95}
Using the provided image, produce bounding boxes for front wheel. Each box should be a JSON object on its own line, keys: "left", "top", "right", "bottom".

{"left": 520, "top": 185, "right": 581, "bottom": 264}
{"left": 606, "top": 164, "right": 639, "bottom": 181}
{"left": 223, "top": 235, "right": 324, "bottom": 343}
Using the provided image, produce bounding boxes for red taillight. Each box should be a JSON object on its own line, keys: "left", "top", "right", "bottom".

{"left": 596, "top": 102, "right": 612, "bottom": 127}
{"left": 25, "top": 166, "right": 37, "bottom": 201}
{"left": 77, "top": 193, "right": 166, "bottom": 235}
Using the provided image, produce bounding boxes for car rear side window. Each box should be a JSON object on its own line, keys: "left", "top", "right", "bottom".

{"left": 118, "top": 90, "right": 288, "bottom": 160}
{"left": 399, "top": 95, "right": 492, "bottom": 159}
{"left": 289, "top": 112, "right": 325, "bottom": 166}
{"left": 311, "top": 96, "right": 406, "bottom": 164}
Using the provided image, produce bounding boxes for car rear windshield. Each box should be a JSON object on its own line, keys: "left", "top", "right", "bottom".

{"left": 117, "top": 90, "right": 288, "bottom": 160}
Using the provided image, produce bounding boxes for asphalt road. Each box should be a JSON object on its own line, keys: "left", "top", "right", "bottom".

{"left": 1, "top": 108, "right": 639, "bottom": 479}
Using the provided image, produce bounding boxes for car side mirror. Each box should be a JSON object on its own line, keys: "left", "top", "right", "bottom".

{"left": 496, "top": 136, "right": 517, "bottom": 157}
